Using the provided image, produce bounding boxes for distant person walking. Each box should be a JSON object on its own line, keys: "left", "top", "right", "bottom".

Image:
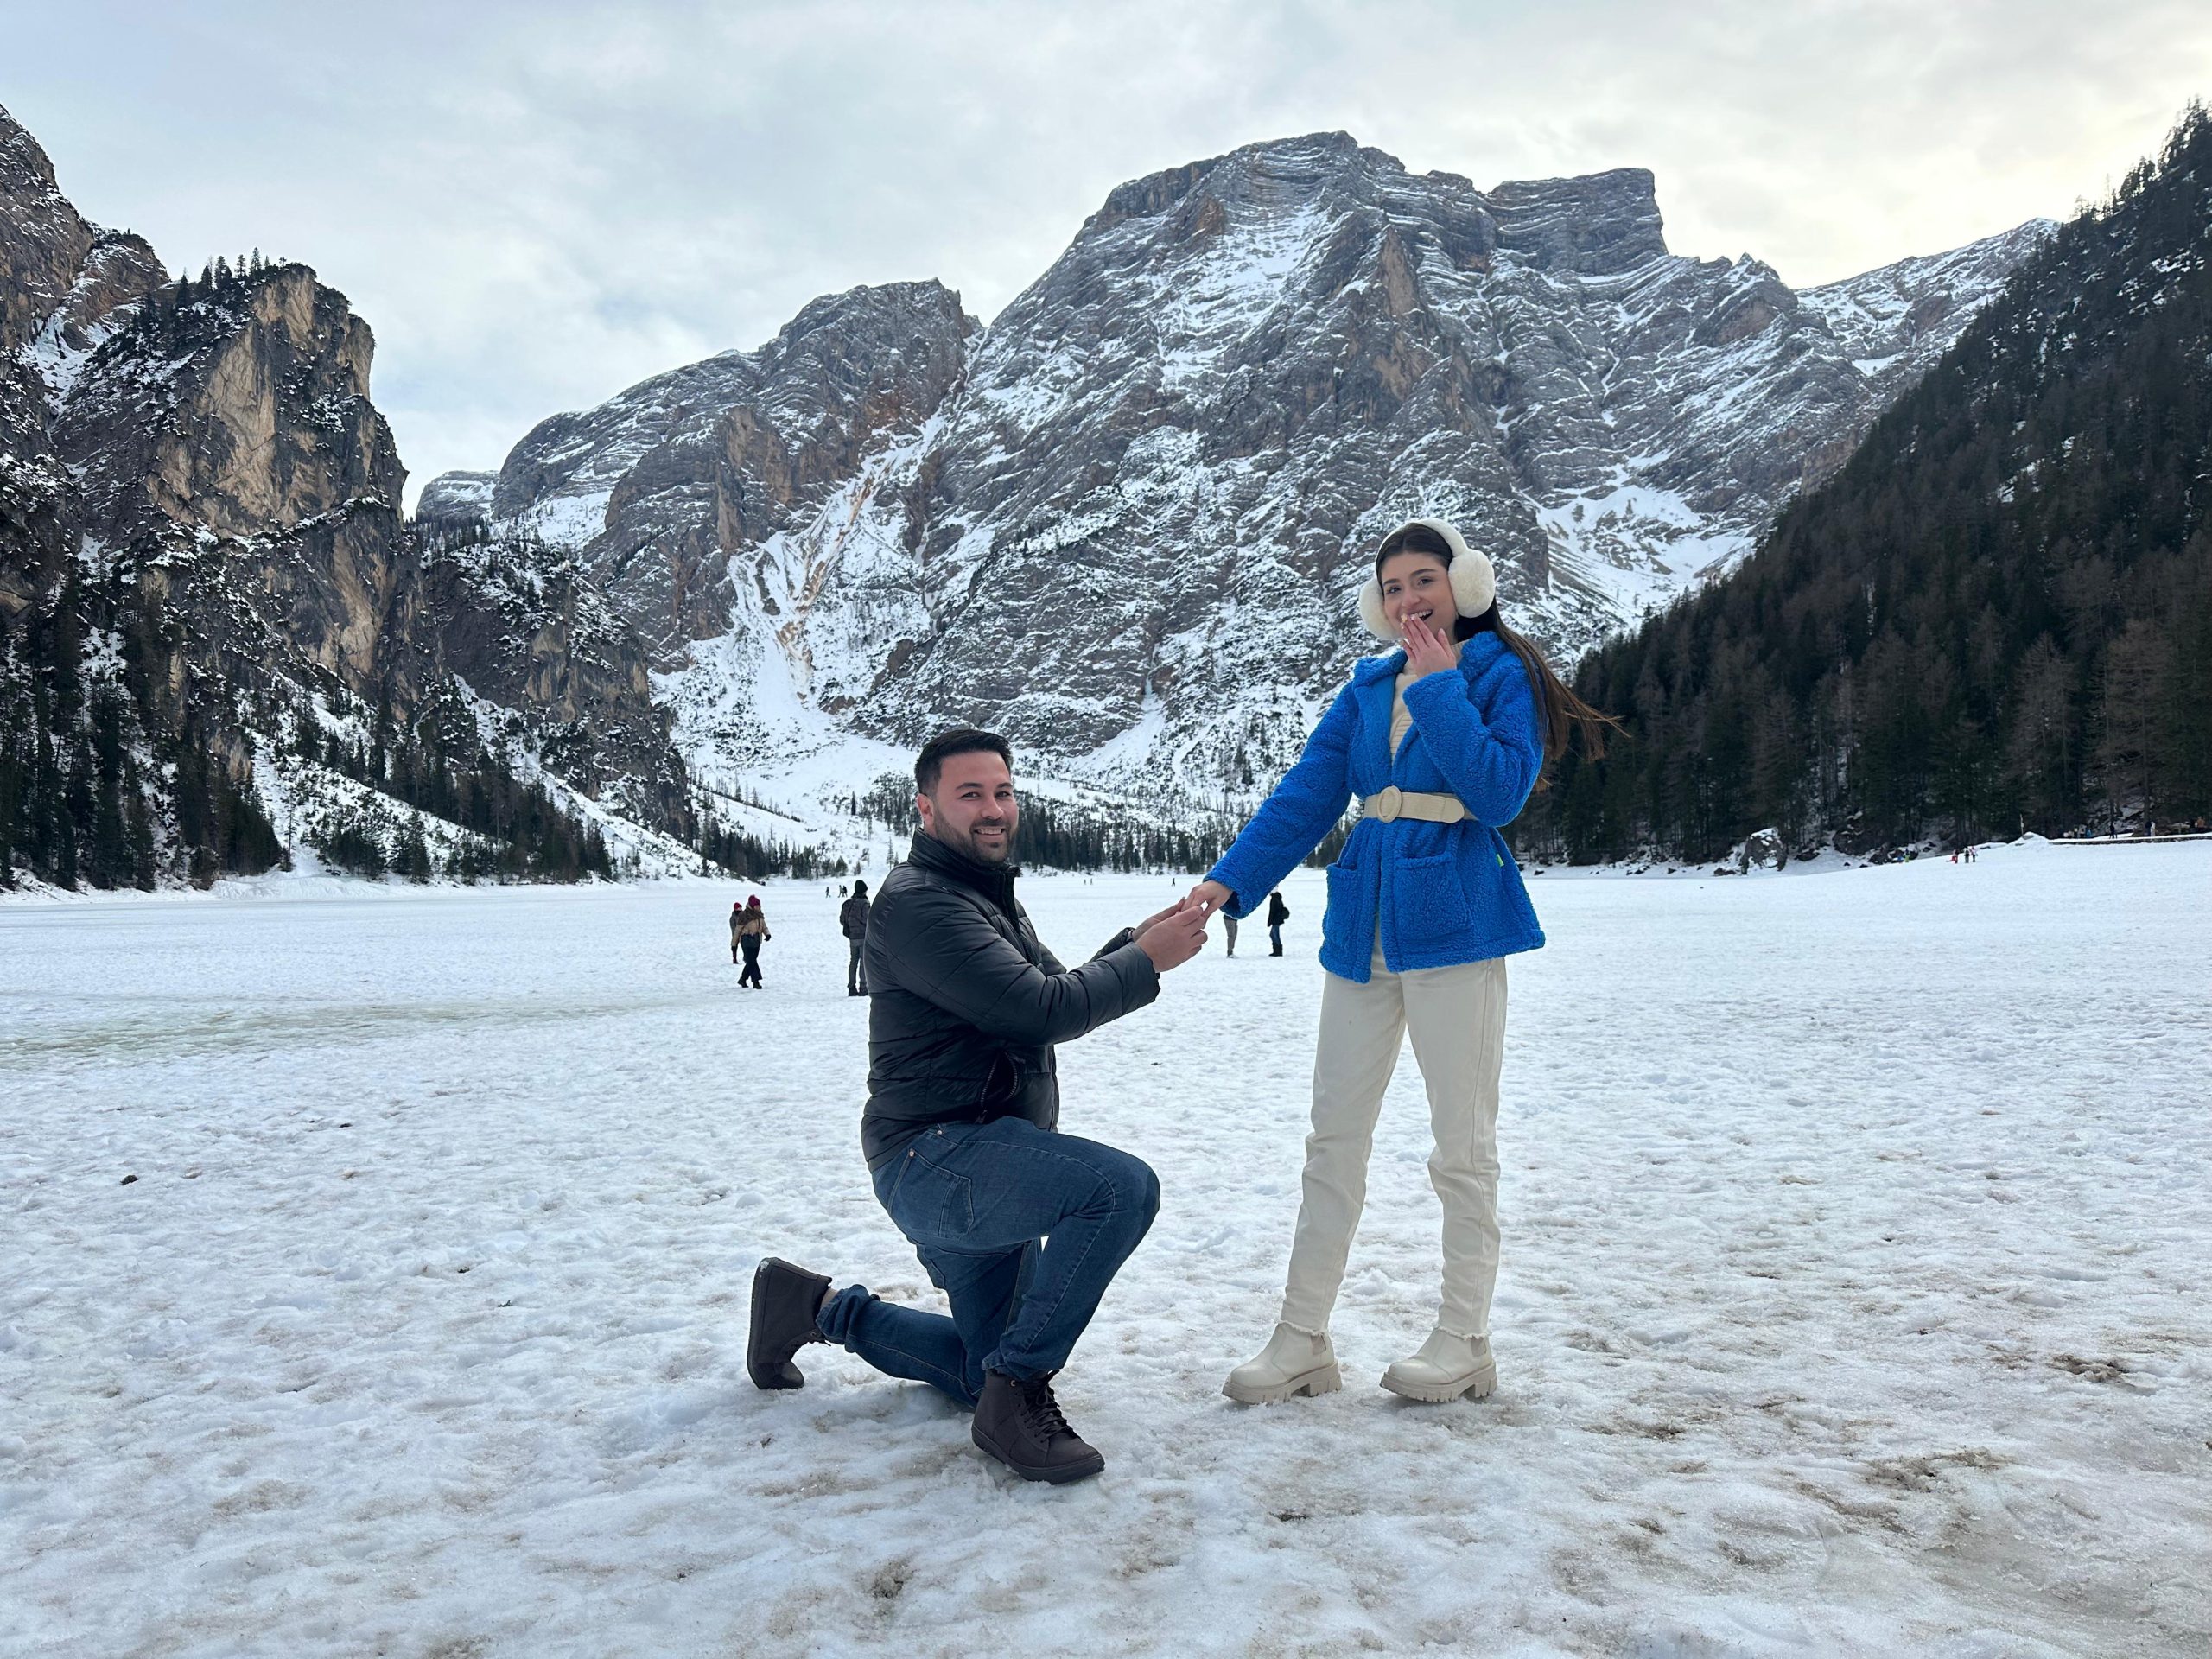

{"left": 737, "top": 895, "right": 771, "bottom": 988}
{"left": 1223, "top": 911, "right": 1239, "bottom": 957}
{"left": 1266, "top": 890, "right": 1290, "bottom": 956}
{"left": 728, "top": 899, "right": 745, "bottom": 965}
{"left": 840, "top": 880, "right": 873, "bottom": 995}
{"left": 1190, "top": 518, "right": 1613, "bottom": 1408}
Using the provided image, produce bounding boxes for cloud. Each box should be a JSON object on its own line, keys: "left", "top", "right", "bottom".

{"left": 10, "top": 0, "right": 2209, "bottom": 499}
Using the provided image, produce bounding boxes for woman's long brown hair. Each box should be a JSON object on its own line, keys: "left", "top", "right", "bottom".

{"left": 1375, "top": 524, "right": 1620, "bottom": 769}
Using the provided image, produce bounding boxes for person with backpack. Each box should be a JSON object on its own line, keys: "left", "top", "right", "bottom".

{"left": 839, "top": 880, "right": 873, "bottom": 995}
{"left": 736, "top": 895, "right": 771, "bottom": 988}
{"left": 1266, "top": 890, "right": 1290, "bottom": 956}
{"left": 1187, "top": 518, "right": 1613, "bottom": 1408}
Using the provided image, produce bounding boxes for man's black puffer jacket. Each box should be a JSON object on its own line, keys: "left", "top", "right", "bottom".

{"left": 861, "top": 831, "right": 1160, "bottom": 1169}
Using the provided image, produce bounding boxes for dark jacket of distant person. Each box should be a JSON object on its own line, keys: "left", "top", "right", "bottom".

{"left": 838, "top": 889, "right": 872, "bottom": 941}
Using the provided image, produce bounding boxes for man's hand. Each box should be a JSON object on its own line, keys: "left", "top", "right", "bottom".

{"left": 1134, "top": 897, "right": 1188, "bottom": 941}
{"left": 1185, "top": 878, "right": 1232, "bottom": 917}
{"left": 1136, "top": 903, "right": 1208, "bottom": 973}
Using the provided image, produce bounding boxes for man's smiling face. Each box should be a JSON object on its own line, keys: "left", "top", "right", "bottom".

{"left": 918, "top": 750, "right": 1019, "bottom": 864}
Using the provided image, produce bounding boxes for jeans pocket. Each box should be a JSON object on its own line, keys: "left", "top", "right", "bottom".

{"left": 897, "top": 1135, "right": 976, "bottom": 1242}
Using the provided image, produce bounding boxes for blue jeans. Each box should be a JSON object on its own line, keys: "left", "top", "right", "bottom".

{"left": 815, "top": 1117, "right": 1160, "bottom": 1406}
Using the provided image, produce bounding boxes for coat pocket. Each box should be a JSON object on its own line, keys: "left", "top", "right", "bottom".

{"left": 1392, "top": 852, "right": 1475, "bottom": 951}
{"left": 1321, "top": 855, "right": 1362, "bottom": 959}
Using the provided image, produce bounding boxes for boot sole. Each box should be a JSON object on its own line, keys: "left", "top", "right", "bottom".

{"left": 1222, "top": 1362, "right": 1343, "bottom": 1404}
{"left": 972, "top": 1423, "right": 1105, "bottom": 1484}
{"left": 1379, "top": 1360, "right": 1497, "bottom": 1403}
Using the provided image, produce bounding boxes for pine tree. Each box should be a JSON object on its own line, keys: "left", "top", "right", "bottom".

{"left": 1538, "top": 105, "right": 2212, "bottom": 859}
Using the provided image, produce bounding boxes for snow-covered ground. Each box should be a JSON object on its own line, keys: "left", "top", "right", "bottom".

{"left": 3, "top": 842, "right": 2207, "bottom": 1656}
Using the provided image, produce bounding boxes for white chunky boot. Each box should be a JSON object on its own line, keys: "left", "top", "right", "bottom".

{"left": 1223, "top": 1324, "right": 1341, "bottom": 1404}
{"left": 1380, "top": 1328, "right": 1496, "bottom": 1402}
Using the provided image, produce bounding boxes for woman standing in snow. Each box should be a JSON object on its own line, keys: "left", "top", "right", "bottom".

{"left": 736, "top": 895, "right": 772, "bottom": 989}
{"left": 1189, "top": 518, "right": 1610, "bottom": 1405}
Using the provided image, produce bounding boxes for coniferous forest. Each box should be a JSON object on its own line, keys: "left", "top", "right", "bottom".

{"left": 843, "top": 777, "right": 1236, "bottom": 874}
{"left": 0, "top": 567, "right": 618, "bottom": 890}
{"left": 1536, "top": 106, "right": 2212, "bottom": 864}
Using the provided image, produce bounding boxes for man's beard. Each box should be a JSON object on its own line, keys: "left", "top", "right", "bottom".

{"left": 938, "top": 815, "right": 1014, "bottom": 864}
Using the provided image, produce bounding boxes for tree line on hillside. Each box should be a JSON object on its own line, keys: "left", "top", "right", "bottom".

{"left": 0, "top": 577, "right": 276, "bottom": 890}
{"left": 693, "top": 808, "right": 849, "bottom": 881}
{"left": 1529, "top": 105, "right": 2212, "bottom": 863}
{"left": 288, "top": 699, "right": 613, "bottom": 882}
{"left": 0, "top": 569, "right": 623, "bottom": 890}
{"left": 842, "top": 778, "right": 1236, "bottom": 873}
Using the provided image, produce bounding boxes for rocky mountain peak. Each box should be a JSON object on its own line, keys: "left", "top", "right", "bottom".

{"left": 1798, "top": 218, "right": 2056, "bottom": 396}
{"left": 425, "top": 130, "right": 2054, "bottom": 836}
{"left": 61, "top": 261, "right": 402, "bottom": 543}
{"left": 1487, "top": 167, "right": 1667, "bottom": 275}
{"left": 417, "top": 468, "right": 498, "bottom": 523}
{"left": 0, "top": 102, "right": 98, "bottom": 355}
{"left": 446, "top": 277, "right": 976, "bottom": 665}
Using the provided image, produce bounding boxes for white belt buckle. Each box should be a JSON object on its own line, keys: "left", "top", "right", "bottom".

{"left": 1370, "top": 785, "right": 1403, "bottom": 823}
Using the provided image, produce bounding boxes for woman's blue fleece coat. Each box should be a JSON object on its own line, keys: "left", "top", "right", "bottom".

{"left": 1205, "top": 632, "right": 1547, "bottom": 982}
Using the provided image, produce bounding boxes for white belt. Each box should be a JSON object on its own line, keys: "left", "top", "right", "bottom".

{"left": 1361, "top": 786, "right": 1467, "bottom": 824}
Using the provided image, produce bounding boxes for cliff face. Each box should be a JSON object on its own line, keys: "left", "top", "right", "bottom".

{"left": 0, "top": 107, "right": 100, "bottom": 358}
{"left": 485, "top": 280, "right": 976, "bottom": 664}
{"left": 406, "top": 526, "right": 692, "bottom": 829}
{"left": 0, "top": 103, "right": 689, "bottom": 887}
{"left": 446, "top": 131, "right": 2048, "bottom": 810}
{"left": 56, "top": 265, "right": 413, "bottom": 702}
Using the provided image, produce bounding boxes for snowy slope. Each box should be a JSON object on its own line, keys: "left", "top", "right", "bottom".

{"left": 1797, "top": 221, "right": 2052, "bottom": 395}
{"left": 3, "top": 839, "right": 2205, "bottom": 1656}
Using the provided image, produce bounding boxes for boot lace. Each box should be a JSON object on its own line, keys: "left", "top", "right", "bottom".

{"left": 1018, "top": 1376, "right": 1074, "bottom": 1441}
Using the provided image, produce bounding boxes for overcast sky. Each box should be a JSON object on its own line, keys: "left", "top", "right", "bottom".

{"left": 9, "top": 1, "right": 2210, "bottom": 501}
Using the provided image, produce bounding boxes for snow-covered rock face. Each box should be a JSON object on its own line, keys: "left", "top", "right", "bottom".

{"left": 1796, "top": 222, "right": 2052, "bottom": 397}
{"left": 415, "top": 468, "right": 497, "bottom": 522}
{"left": 442, "top": 132, "right": 2048, "bottom": 810}
{"left": 0, "top": 102, "right": 99, "bottom": 359}
{"left": 481, "top": 282, "right": 976, "bottom": 664}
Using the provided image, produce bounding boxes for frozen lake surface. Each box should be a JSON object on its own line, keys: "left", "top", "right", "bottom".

{"left": 3, "top": 842, "right": 2209, "bottom": 1657}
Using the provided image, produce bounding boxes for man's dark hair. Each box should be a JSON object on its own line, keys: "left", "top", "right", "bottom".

{"left": 915, "top": 728, "right": 1014, "bottom": 794}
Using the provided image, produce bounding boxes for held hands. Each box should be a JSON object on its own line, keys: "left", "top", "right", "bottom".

{"left": 1401, "top": 611, "right": 1460, "bottom": 678}
{"left": 1134, "top": 895, "right": 1208, "bottom": 973}
{"left": 1185, "top": 878, "right": 1232, "bottom": 918}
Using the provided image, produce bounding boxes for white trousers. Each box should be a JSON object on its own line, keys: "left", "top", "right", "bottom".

{"left": 1278, "top": 947, "right": 1508, "bottom": 1340}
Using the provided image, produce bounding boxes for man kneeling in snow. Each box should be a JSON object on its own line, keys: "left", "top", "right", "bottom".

{"left": 747, "top": 728, "right": 1207, "bottom": 1483}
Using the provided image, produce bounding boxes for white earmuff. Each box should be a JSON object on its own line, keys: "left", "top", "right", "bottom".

{"left": 1358, "top": 518, "right": 1497, "bottom": 642}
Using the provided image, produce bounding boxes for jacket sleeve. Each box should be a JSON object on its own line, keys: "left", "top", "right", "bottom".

{"left": 1090, "top": 925, "right": 1138, "bottom": 961}
{"left": 1204, "top": 682, "right": 1359, "bottom": 918}
{"left": 872, "top": 883, "right": 1160, "bottom": 1045}
{"left": 1401, "top": 656, "right": 1544, "bottom": 827}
